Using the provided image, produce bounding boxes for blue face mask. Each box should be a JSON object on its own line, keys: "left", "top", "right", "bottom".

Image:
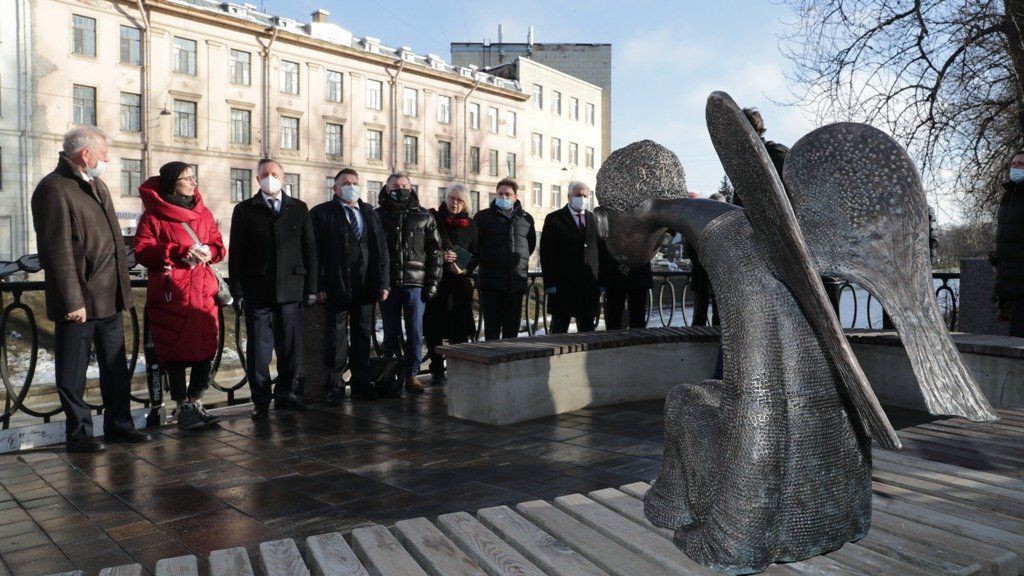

{"left": 494, "top": 197, "right": 514, "bottom": 210}
{"left": 1011, "top": 167, "right": 1024, "bottom": 183}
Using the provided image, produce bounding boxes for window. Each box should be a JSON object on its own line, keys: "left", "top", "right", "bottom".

{"left": 551, "top": 184, "right": 562, "bottom": 207}
{"left": 532, "top": 84, "right": 543, "bottom": 110}
{"left": 469, "top": 103, "right": 480, "bottom": 129}
{"left": 585, "top": 146, "right": 595, "bottom": 168}
{"left": 368, "top": 180, "right": 383, "bottom": 196}
{"left": 438, "top": 141, "right": 452, "bottom": 171}
{"left": 366, "top": 79, "right": 383, "bottom": 110}
{"left": 173, "top": 37, "right": 197, "bottom": 75}
{"left": 72, "top": 15, "right": 96, "bottom": 57}
{"left": 366, "top": 130, "right": 382, "bottom": 161}
{"left": 505, "top": 111, "right": 517, "bottom": 137}
{"left": 488, "top": 107, "right": 498, "bottom": 133}
{"left": 283, "top": 173, "right": 300, "bottom": 198}
{"left": 569, "top": 142, "right": 579, "bottom": 166}
{"left": 532, "top": 182, "right": 543, "bottom": 206}
{"left": 188, "top": 164, "right": 199, "bottom": 183}
{"left": 280, "top": 116, "right": 299, "bottom": 150}
{"left": 437, "top": 187, "right": 447, "bottom": 208}
{"left": 230, "top": 109, "right": 251, "bottom": 144}
{"left": 403, "top": 87, "right": 418, "bottom": 116}
{"left": 119, "top": 92, "right": 141, "bottom": 132}
{"left": 437, "top": 95, "right": 451, "bottom": 124}
{"left": 73, "top": 85, "right": 96, "bottom": 125}
{"left": 230, "top": 50, "right": 251, "bottom": 85}
{"left": 469, "top": 147, "right": 480, "bottom": 174}
{"left": 231, "top": 168, "right": 251, "bottom": 202}
{"left": 471, "top": 191, "right": 480, "bottom": 213}
{"left": 325, "top": 123, "right": 343, "bottom": 156}
{"left": 326, "top": 70, "right": 343, "bottom": 102}
{"left": 173, "top": 100, "right": 196, "bottom": 138}
{"left": 280, "top": 61, "right": 299, "bottom": 94}
{"left": 120, "top": 26, "right": 141, "bottom": 65}
{"left": 506, "top": 153, "right": 516, "bottom": 178}
{"left": 488, "top": 149, "right": 499, "bottom": 177}
{"left": 551, "top": 137, "right": 562, "bottom": 162}
{"left": 404, "top": 135, "right": 418, "bottom": 165}
{"left": 325, "top": 176, "right": 335, "bottom": 199}
{"left": 531, "top": 133, "right": 543, "bottom": 158}
{"left": 570, "top": 97, "right": 579, "bottom": 121}
{"left": 121, "top": 159, "right": 142, "bottom": 197}
{"left": 552, "top": 91, "right": 562, "bottom": 116}
{"left": 586, "top": 102, "right": 596, "bottom": 125}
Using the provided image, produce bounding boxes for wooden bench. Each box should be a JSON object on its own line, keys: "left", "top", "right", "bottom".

{"left": 55, "top": 442, "right": 1024, "bottom": 576}
{"left": 438, "top": 327, "right": 1024, "bottom": 426}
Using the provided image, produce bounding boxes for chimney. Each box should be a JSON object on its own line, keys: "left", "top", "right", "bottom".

{"left": 311, "top": 9, "right": 329, "bottom": 23}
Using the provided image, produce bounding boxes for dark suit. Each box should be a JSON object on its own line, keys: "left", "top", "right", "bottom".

{"left": 311, "top": 198, "right": 389, "bottom": 395}
{"left": 540, "top": 207, "right": 600, "bottom": 333}
{"left": 228, "top": 193, "right": 317, "bottom": 408}
{"left": 30, "top": 154, "right": 137, "bottom": 441}
{"left": 599, "top": 240, "right": 653, "bottom": 330}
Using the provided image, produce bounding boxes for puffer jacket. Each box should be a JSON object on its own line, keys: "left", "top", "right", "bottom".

{"left": 376, "top": 192, "right": 443, "bottom": 291}
{"left": 996, "top": 181, "right": 1024, "bottom": 302}
{"left": 473, "top": 200, "right": 536, "bottom": 292}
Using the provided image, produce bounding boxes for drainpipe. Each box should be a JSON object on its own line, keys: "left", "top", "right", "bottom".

{"left": 462, "top": 79, "right": 480, "bottom": 181}
{"left": 16, "top": 0, "right": 33, "bottom": 255}
{"left": 257, "top": 27, "right": 279, "bottom": 159}
{"left": 384, "top": 59, "right": 405, "bottom": 172}
{"left": 135, "top": 0, "right": 151, "bottom": 178}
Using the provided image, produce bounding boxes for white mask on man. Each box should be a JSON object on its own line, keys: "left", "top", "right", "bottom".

{"left": 569, "top": 196, "right": 588, "bottom": 212}
{"left": 340, "top": 184, "right": 360, "bottom": 203}
{"left": 259, "top": 176, "right": 283, "bottom": 195}
{"left": 86, "top": 160, "right": 108, "bottom": 179}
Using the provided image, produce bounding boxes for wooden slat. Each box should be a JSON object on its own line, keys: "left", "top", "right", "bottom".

{"left": 825, "top": 544, "right": 935, "bottom": 576}
{"left": 873, "top": 448, "right": 1024, "bottom": 492}
{"left": 873, "top": 469, "right": 1024, "bottom": 518}
{"left": 305, "top": 532, "right": 369, "bottom": 576}
{"left": 871, "top": 510, "right": 1019, "bottom": 575}
{"left": 209, "top": 547, "right": 256, "bottom": 576}
{"left": 155, "top": 556, "right": 199, "bottom": 576}
{"left": 855, "top": 523, "right": 983, "bottom": 575}
{"left": 350, "top": 525, "right": 429, "bottom": 576}
{"left": 477, "top": 505, "right": 609, "bottom": 576}
{"left": 98, "top": 566, "right": 142, "bottom": 576}
{"left": 259, "top": 539, "right": 311, "bottom": 576}
{"left": 619, "top": 482, "right": 648, "bottom": 500}
{"left": 436, "top": 511, "right": 547, "bottom": 576}
{"left": 872, "top": 493, "right": 1024, "bottom": 553}
{"left": 515, "top": 499, "right": 675, "bottom": 576}
{"left": 873, "top": 458, "right": 1024, "bottom": 505}
{"left": 392, "top": 517, "right": 489, "bottom": 576}
{"left": 872, "top": 481, "right": 1024, "bottom": 536}
{"left": 43, "top": 573, "right": 85, "bottom": 576}
{"left": 552, "top": 493, "right": 715, "bottom": 575}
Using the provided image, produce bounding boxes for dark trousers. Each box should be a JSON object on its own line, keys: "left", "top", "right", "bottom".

{"left": 380, "top": 286, "right": 425, "bottom": 378}
{"left": 245, "top": 301, "right": 300, "bottom": 408}
{"left": 550, "top": 308, "right": 597, "bottom": 334}
{"left": 53, "top": 312, "right": 135, "bottom": 441}
{"left": 426, "top": 335, "right": 468, "bottom": 376}
{"left": 165, "top": 359, "right": 212, "bottom": 402}
{"left": 604, "top": 286, "right": 648, "bottom": 330}
{"left": 823, "top": 276, "right": 842, "bottom": 315}
{"left": 481, "top": 290, "right": 524, "bottom": 340}
{"left": 1010, "top": 300, "right": 1024, "bottom": 338}
{"left": 691, "top": 290, "right": 719, "bottom": 327}
{"left": 324, "top": 302, "right": 375, "bottom": 394}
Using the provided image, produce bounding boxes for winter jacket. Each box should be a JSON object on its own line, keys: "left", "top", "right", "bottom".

{"left": 423, "top": 205, "right": 478, "bottom": 341}
{"left": 996, "top": 181, "right": 1024, "bottom": 303}
{"left": 473, "top": 200, "right": 536, "bottom": 292}
{"left": 30, "top": 153, "right": 134, "bottom": 321}
{"left": 540, "top": 206, "right": 600, "bottom": 318}
{"left": 133, "top": 177, "right": 225, "bottom": 363}
{"left": 310, "top": 197, "right": 389, "bottom": 307}
{"left": 375, "top": 192, "right": 443, "bottom": 291}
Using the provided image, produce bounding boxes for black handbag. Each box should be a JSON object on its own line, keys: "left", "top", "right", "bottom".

{"left": 368, "top": 351, "right": 403, "bottom": 395}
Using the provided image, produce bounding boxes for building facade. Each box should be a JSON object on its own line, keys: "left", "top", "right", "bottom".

{"left": 0, "top": 0, "right": 34, "bottom": 261}
{"left": 17, "top": 0, "right": 607, "bottom": 257}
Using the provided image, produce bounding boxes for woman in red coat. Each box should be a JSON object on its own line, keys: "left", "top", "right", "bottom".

{"left": 134, "top": 162, "right": 224, "bottom": 429}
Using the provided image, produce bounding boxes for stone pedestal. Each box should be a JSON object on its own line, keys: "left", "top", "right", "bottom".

{"left": 959, "top": 258, "right": 1009, "bottom": 336}
{"left": 300, "top": 304, "right": 329, "bottom": 402}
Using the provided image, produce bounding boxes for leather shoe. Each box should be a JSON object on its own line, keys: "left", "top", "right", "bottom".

{"left": 274, "top": 395, "right": 307, "bottom": 411}
{"left": 250, "top": 407, "right": 270, "bottom": 420}
{"left": 405, "top": 376, "right": 424, "bottom": 394}
{"left": 350, "top": 389, "right": 379, "bottom": 401}
{"left": 430, "top": 374, "right": 448, "bottom": 387}
{"left": 104, "top": 428, "right": 153, "bottom": 444}
{"left": 66, "top": 437, "right": 105, "bottom": 453}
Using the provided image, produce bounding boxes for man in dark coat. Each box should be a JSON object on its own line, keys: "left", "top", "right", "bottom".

{"left": 541, "top": 181, "right": 600, "bottom": 333}
{"left": 375, "top": 173, "right": 443, "bottom": 394}
{"left": 600, "top": 242, "right": 653, "bottom": 330}
{"left": 311, "top": 168, "right": 390, "bottom": 403}
{"left": 228, "top": 159, "right": 317, "bottom": 419}
{"left": 474, "top": 178, "right": 536, "bottom": 340}
{"left": 31, "top": 127, "right": 152, "bottom": 452}
{"left": 997, "top": 151, "right": 1024, "bottom": 337}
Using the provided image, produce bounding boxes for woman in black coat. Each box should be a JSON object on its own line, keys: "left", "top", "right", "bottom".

{"left": 423, "top": 184, "right": 478, "bottom": 385}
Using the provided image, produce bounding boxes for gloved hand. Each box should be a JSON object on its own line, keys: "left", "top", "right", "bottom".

{"left": 304, "top": 294, "right": 318, "bottom": 307}
{"left": 545, "top": 286, "right": 557, "bottom": 295}
{"left": 233, "top": 298, "right": 245, "bottom": 314}
{"left": 423, "top": 286, "right": 438, "bottom": 302}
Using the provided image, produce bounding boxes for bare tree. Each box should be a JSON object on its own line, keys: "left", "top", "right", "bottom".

{"left": 781, "top": 0, "right": 1024, "bottom": 219}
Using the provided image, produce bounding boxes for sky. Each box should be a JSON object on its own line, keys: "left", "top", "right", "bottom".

{"left": 262, "top": 0, "right": 963, "bottom": 223}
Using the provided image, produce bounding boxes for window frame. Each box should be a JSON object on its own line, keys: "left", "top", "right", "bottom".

{"left": 71, "top": 15, "right": 97, "bottom": 57}
{"left": 230, "top": 108, "right": 251, "bottom": 145}
{"left": 172, "top": 36, "right": 197, "bottom": 75}
{"left": 230, "top": 49, "right": 251, "bottom": 86}
{"left": 280, "top": 60, "right": 300, "bottom": 95}
{"left": 173, "top": 99, "right": 197, "bottom": 138}
{"left": 119, "top": 92, "right": 141, "bottom": 132}
{"left": 73, "top": 85, "right": 97, "bottom": 126}
{"left": 325, "top": 122, "right": 343, "bottom": 156}
{"left": 325, "top": 70, "right": 343, "bottom": 102}
{"left": 280, "top": 116, "right": 300, "bottom": 150}
{"left": 119, "top": 25, "right": 141, "bottom": 65}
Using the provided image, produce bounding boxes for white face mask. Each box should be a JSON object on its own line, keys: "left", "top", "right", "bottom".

{"left": 340, "top": 184, "right": 360, "bottom": 203}
{"left": 569, "top": 196, "right": 588, "bottom": 211}
{"left": 259, "top": 176, "right": 283, "bottom": 195}
{"left": 86, "top": 159, "right": 108, "bottom": 178}
{"left": 1011, "top": 167, "right": 1024, "bottom": 183}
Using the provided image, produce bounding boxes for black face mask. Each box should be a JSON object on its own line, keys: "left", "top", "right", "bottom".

{"left": 390, "top": 188, "right": 413, "bottom": 203}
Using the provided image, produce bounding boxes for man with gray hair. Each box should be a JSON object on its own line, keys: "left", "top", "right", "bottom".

{"left": 31, "top": 127, "right": 152, "bottom": 452}
{"left": 540, "top": 180, "right": 600, "bottom": 333}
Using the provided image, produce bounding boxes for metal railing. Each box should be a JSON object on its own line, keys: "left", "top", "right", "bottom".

{"left": 0, "top": 254, "right": 959, "bottom": 429}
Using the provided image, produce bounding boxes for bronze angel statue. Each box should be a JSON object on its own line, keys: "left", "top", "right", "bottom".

{"left": 593, "top": 91, "right": 996, "bottom": 575}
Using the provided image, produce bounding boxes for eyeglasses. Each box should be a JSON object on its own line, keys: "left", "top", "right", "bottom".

{"left": 446, "top": 197, "right": 465, "bottom": 203}
{"left": 177, "top": 175, "right": 197, "bottom": 182}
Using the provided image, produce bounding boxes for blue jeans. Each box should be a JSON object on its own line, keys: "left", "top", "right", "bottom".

{"left": 381, "top": 285, "right": 425, "bottom": 377}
